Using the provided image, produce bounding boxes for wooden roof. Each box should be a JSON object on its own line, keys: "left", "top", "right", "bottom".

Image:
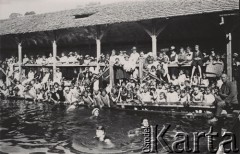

{"left": 0, "top": 0, "right": 239, "bottom": 36}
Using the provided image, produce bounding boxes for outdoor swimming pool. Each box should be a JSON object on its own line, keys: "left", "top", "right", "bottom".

{"left": 0, "top": 99, "right": 236, "bottom": 154}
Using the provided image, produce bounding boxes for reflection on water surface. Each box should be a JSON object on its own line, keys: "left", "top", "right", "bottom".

{"left": 0, "top": 99, "right": 227, "bottom": 154}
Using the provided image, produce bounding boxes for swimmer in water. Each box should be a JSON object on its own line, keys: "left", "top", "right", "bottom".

{"left": 89, "top": 108, "right": 100, "bottom": 119}
{"left": 141, "top": 118, "right": 149, "bottom": 128}
{"left": 94, "top": 126, "right": 114, "bottom": 147}
{"left": 128, "top": 118, "right": 150, "bottom": 137}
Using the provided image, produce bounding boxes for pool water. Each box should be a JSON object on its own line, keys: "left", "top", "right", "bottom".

{"left": 0, "top": 99, "right": 230, "bottom": 154}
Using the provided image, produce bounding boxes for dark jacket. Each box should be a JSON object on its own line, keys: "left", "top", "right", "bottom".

{"left": 220, "top": 81, "right": 238, "bottom": 104}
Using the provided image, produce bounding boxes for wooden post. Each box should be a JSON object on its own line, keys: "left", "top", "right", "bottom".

{"left": 95, "top": 38, "right": 101, "bottom": 89}
{"left": 139, "top": 57, "right": 144, "bottom": 84}
{"left": 151, "top": 35, "right": 157, "bottom": 58}
{"left": 226, "top": 33, "right": 232, "bottom": 81}
{"left": 109, "top": 61, "right": 114, "bottom": 88}
{"left": 138, "top": 20, "right": 168, "bottom": 59}
{"left": 94, "top": 25, "right": 103, "bottom": 89}
{"left": 52, "top": 40, "right": 57, "bottom": 81}
{"left": 18, "top": 43, "right": 22, "bottom": 80}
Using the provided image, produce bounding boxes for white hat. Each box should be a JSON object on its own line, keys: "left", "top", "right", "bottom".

{"left": 92, "top": 108, "right": 99, "bottom": 115}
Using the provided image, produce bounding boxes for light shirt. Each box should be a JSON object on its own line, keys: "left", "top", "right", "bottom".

{"left": 203, "top": 94, "right": 215, "bottom": 106}
{"left": 167, "top": 92, "right": 179, "bottom": 103}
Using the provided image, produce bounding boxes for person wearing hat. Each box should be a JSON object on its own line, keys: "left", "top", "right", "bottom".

{"left": 129, "top": 46, "right": 140, "bottom": 63}
{"left": 91, "top": 108, "right": 100, "bottom": 118}
{"left": 84, "top": 55, "right": 91, "bottom": 65}
{"left": 54, "top": 68, "right": 62, "bottom": 84}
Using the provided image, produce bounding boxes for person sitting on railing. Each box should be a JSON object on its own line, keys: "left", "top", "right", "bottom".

{"left": 166, "top": 85, "right": 179, "bottom": 105}
{"left": 191, "top": 45, "right": 203, "bottom": 81}
{"left": 185, "top": 46, "right": 193, "bottom": 64}
{"left": 68, "top": 52, "right": 78, "bottom": 64}
{"left": 191, "top": 86, "right": 203, "bottom": 105}
{"left": 177, "top": 47, "right": 187, "bottom": 66}
{"left": 77, "top": 55, "right": 84, "bottom": 65}
{"left": 82, "top": 55, "right": 90, "bottom": 65}
{"left": 29, "top": 55, "right": 35, "bottom": 64}
{"left": 47, "top": 53, "right": 55, "bottom": 64}
{"left": 203, "top": 87, "right": 215, "bottom": 106}
{"left": 57, "top": 52, "right": 68, "bottom": 63}
{"left": 35, "top": 55, "right": 42, "bottom": 64}
{"left": 23, "top": 54, "right": 29, "bottom": 65}
{"left": 42, "top": 55, "right": 48, "bottom": 65}
{"left": 169, "top": 46, "right": 178, "bottom": 64}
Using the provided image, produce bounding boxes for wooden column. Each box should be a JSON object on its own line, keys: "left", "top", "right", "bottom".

{"left": 109, "top": 61, "right": 114, "bottom": 88}
{"left": 139, "top": 57, "right": 144, "bottom": 84}
{"left": 226, "top": 33, "right": 232, "bottom": 81}
{"left": 95, "top": 25, "right": 104, "bottom": 89}
{"left": 18, "top": 43, "right": 22, "bottom": 80}
{"left": 52, "top": 40, "right": 57, "bottom": 81}
{"left": 138, "top": 19, "right": 168, "bottom": 59}
{"left": 151, "top": 35, "right": 157, "bottom": 58}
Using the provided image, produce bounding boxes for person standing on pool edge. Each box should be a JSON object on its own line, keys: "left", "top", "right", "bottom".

{"left": 209, "top": 74, "right": 238, "bottom": 123}
{"left": 94, "top": 126, "right": 114, "bottom": 147}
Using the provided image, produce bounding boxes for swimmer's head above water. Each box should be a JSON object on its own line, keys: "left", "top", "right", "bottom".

{"left": 141, "top": 118, "right": 149, "bottom": 128}
{"left": 92, "top": 108, "right": 99, "bottom": 117}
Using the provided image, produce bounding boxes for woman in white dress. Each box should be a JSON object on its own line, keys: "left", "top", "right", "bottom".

{"left": 54, "top": 68, "right": 62, "bottom": 84}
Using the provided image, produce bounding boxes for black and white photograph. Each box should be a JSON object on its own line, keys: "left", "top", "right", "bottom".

{"left": 0, "top": 0, "right": 239, "bottom": 153}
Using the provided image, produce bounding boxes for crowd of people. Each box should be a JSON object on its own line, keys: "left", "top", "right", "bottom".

{"left": 0, "top": 45, "right": 239, "bottom": 120}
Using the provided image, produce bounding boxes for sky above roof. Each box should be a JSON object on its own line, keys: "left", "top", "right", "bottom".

{"left": 0, "top": 0, "right": 142, "bottom": 19}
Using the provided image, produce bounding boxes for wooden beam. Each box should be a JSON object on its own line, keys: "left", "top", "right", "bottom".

{"left": 226, "top": 33, "right": 232, "bottom": 81}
